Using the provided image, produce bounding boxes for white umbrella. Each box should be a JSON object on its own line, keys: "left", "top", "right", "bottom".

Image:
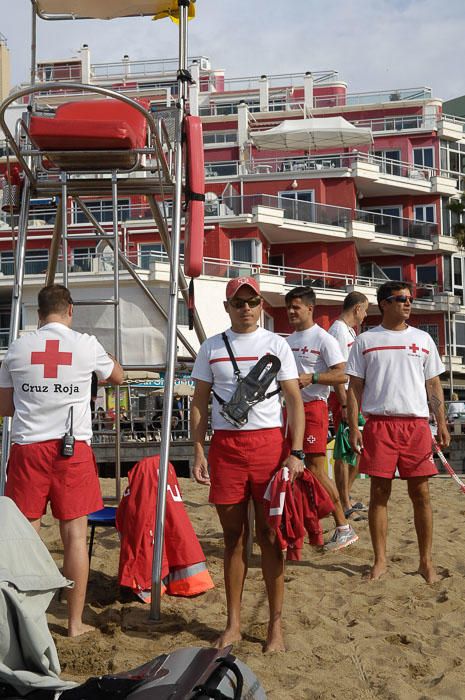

{"left": 34, "top": 0, "right": 195, "bottom": 20}
{"left": 251, "top": 117, "right": 373, "bottom": 151}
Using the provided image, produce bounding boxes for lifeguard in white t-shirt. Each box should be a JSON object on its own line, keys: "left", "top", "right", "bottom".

{"left": 285, "top": 285, "right": 358, "bottom": 553}
{"left": 328, "top": 291, "right": 369, "bottom": 517}
{"left": 0, "top": 284, "right": 124, "bottom": 637}
{"left": 346, "top": 282, "right": 449, "bottom": 584}
{"left": 191, "top": 276, "right": 305, "bottom": 653}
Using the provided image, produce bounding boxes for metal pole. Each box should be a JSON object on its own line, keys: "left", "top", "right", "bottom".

{"left": 112, "top": 173, "right": 122, "bottom": 503}
{"left": 61, "top": 173, "right": 68, "bottom": 288}
{"left": 150, "top": 0, "right": 189, "bottom": 620}
{"left": 448, "top": 293, "right": 454, "bottom": 399}
{"left": 0, "top": 181, "right": 31, "bottom": 493}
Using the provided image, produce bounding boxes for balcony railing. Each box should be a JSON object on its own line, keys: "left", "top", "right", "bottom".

{"left": 204, "top": 151, "right": 444, "bottom": 182}
{"left": 353, "top": 209, "right": 438, "bottom": 240}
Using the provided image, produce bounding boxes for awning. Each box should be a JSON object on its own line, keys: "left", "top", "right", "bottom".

{"left": 251, "top": 117, "right": 373, "bottom": 151}
{"left": 33, "top": 0, "right": 195, "bottom": 20}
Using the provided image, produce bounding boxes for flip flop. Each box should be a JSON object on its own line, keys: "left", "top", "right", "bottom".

{"left": 351, "top": 501, "right": 368, "bottom": 512}
{"left": 344, "top": 508, "right": 367, "bottom": 522}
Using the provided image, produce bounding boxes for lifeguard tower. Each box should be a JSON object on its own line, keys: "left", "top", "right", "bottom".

{"left": 0, "top": 0, "right": 204, "bottom": 618}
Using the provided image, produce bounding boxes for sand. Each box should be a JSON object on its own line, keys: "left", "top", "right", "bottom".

{"left": 41, "top": 476, "right": 465, "bottom": 700}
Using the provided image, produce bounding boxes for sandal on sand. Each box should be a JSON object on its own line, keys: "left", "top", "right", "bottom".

{"left": 351, "top": 501, "right": 368, "bottom": 512}
{"left": 344, "top": 508, "right": 367, "bottom": 522}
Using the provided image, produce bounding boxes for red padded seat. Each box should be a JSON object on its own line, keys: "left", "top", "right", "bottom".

{"left": 28, "top": 98, "right": 150, "bottom": 170}
{"left": 30, "top": 98, "right": 149, "bottom": 150}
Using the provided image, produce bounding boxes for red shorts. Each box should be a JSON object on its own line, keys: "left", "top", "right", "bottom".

{"left": 302, "top": 401, "right": 329, "bottom": 454}
{"left": 328, "top": 392, "right": 343, "bottom": 433}
{"left": 359, "top": 417, "right": 437, "bottom": 480}
{"left": 208, "top": 427, "right": 288, "bottom": 505}
{"left": 5, "top": 439, "right": 103, "bottom": 520}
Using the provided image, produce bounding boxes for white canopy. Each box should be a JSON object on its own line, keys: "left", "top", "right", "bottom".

{"left": 251, "top": 117, "right": 373, "bottom": 151}
{"left": 33, "top": 0, "right": 195, "bottom": 20}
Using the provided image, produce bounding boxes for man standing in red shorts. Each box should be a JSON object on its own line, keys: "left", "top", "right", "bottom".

{"left": 191, "top": 277, "right": 304, "bottom": 652}
{"left": 285, "top": 286, "right": 358, "bottom": 552}
{"left": 0, "top": 284, "right": 123, "bottom": 635}
{"left": 347, "top": 281, "right": 449, "bottom": 583}
{"left": 328, "top": 291, "right": 369, "bottom": 517}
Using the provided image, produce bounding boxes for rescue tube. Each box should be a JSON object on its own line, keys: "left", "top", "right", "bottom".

{"left": 184, "top": 115, "right": 205, "bottom": 278}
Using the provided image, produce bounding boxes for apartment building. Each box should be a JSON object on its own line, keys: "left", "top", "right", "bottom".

{"left": 1, "top": 47, "right": 465, "bottom": 394}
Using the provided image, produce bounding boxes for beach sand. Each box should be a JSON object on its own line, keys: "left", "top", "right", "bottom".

{"left": 41, "top": 476, "right": 465, "bottom": 700}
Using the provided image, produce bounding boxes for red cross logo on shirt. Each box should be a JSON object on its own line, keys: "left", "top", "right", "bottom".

{"left": 301, "top": 346, "right": 309, "bottom": 354}
{"left": 409, "top": 343, "right": 419, "bottom": 353}
{"left": 31, "top": 339, "right": 73, "bottom": 378}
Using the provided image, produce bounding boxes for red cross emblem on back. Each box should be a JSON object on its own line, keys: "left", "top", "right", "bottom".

{"left": 31, "top": 339, "right": 73, "bottom": 378}
{"left": 409, "top": 343, "right": 419, "bottom": 353}
{"left": 301, "top": 346, "right": 309, "bottom": 354}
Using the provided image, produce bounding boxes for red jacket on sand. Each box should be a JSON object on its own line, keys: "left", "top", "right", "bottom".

{"left": 264, "top": 467, "right": 334, "bottom": 559}
{"left": 116, "top": 456, "right": 214, "bottom": 602}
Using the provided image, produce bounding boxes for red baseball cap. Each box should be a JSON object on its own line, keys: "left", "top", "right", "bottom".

{"left": 225, "top": 276, "right": 261, "bottom": 300}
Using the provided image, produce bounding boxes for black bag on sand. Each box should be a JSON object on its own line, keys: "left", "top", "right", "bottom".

{"left": 1, "top": 646, "right": 266, "bottom": 699}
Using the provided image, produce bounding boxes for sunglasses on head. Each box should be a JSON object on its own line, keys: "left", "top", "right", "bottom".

{"left": 228, "top": 295, "right": 262, "bottom": 309}
{"left": 386, "top": 294, "right": 414, "bottom": 304}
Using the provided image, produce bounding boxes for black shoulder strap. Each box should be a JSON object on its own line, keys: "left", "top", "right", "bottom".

{"left": 221, "top": 331, "right": 241, "bottom": 380}
{"left": 212, "top": 332, "right": 241, "bottom": 406}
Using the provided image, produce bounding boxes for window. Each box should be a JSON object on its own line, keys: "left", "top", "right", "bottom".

{"left": 140, "top": 243, "right": 164, "bottom": 269}
{"left": 367, "top": 206, "right": 402, "bottom": 236}
{"left": 418, "top": 324, "right": 439, "bottom": 347}
{"left": 416, "top": 265, "right": 437, "bottom": 284}
{"left": 278, "top": 190, "right": 314, "bottom": 222}
{"left": 269, "top": 254, "right": 284, "bottom": 273}
{"left": 413, "top": 147, "right": 434, "bottom": 169}
{"left": 381, "top": 266, "right": 402, "bottom": 281}
{"left": 177, "top": 299, "right": 189, "bottom": 326}
{"left": 203, "top": 131, "right": 237, "bottom": 145}
{"left": 231, "top": 238, "right": 261, "bottom": 264}
{"left": 1, "top": 250, "right": 48, "bottom": 275}
{"left": 374, "top": 149, "right": 401, "bottom": 176}
{"left": 72, "top": 247, "right": 95, "bottom": 272}
{"left": 414, "top": 205, "right": 435, "bottom": 223}
{"left": 73, "top": 199, "right": 131, "bottom": 224}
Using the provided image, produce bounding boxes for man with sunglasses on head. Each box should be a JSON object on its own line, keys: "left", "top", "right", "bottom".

{"left": 346, "top": 281, "right": 449, "bottom": 583}
{"left": 191, "top": 276, "right": 304, "bottom": 653}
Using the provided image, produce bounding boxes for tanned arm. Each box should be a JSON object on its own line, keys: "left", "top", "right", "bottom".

{"left": 0, "top": 388, "right": 14, "bottom": 417}
{"left": 280, "top": 378, "right": 305, "bottom": 481}
{"left": 190, "top": 379, "right": 212, "bottom": 485}
{"left": 426, "top": 375, "right": 450, "bottom": 448}
{"left": 347, "top": 375, "right": 365, "bottom": 453}
{"left": 298, "top": 362, "right": 347, "bottom": 389}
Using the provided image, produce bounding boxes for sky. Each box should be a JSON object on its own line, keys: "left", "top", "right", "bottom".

{"left": 1, "top": 0, "right": 464, "bottom": 102}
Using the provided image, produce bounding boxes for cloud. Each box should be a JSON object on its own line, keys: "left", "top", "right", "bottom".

{"left": 2, "top": 0, "right": 464, "bottom": 101}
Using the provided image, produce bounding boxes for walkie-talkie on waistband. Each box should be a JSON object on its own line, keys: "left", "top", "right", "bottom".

{"left": 61, "top": 406, "right": 75, "bottom": 457}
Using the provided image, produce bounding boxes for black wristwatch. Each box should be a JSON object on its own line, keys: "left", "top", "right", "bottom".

{"left": 290, "top": 449, "right": 305, "bottom": 461}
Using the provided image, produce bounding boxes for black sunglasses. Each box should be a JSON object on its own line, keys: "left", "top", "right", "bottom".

{"left": 228, "top": 295, "right": 262, "bottom": 309}
{"left": 386, "top": 294, "right": 414, "bottom": 304}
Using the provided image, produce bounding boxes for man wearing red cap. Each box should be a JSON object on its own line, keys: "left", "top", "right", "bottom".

{"left": 191, "top": 276, "right": 304, "bottom": 652}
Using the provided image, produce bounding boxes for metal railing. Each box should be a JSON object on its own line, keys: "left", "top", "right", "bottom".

{"left": 204, "top": 151, "right": 445, "bottom": 182}
{"left": 354, "top": 209, "right": 438, "bottom": 240}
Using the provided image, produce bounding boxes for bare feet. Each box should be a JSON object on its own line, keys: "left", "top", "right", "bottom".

{"left": 418, "top": 563, "right": 439, "bottom": 584}
{"left": 263, "top": 622, "right": 285, "bottom": 653}
{"left": 67, "top": 622, "right": 96, "bottom": 638}
{"left": 363, "top": 562, "right": 387, "bottom": 581}
{"left": 214, "top": 627, "right": 242, "bottom": 649}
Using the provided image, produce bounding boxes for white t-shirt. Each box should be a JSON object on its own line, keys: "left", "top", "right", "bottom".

{"left": 0, "top": 322, "right": 114, "bottom": 443}
{"left": 328, "top": 318, "right": 356, "bottom": 390}
{"left": 191, "top": 326, "right": 298, "bottom": 431}
{"left": 346, "top": 324, "right": 445, "bottom": 417}
{"left": 286, "top": 324, "right": 345, "bottom": 403}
